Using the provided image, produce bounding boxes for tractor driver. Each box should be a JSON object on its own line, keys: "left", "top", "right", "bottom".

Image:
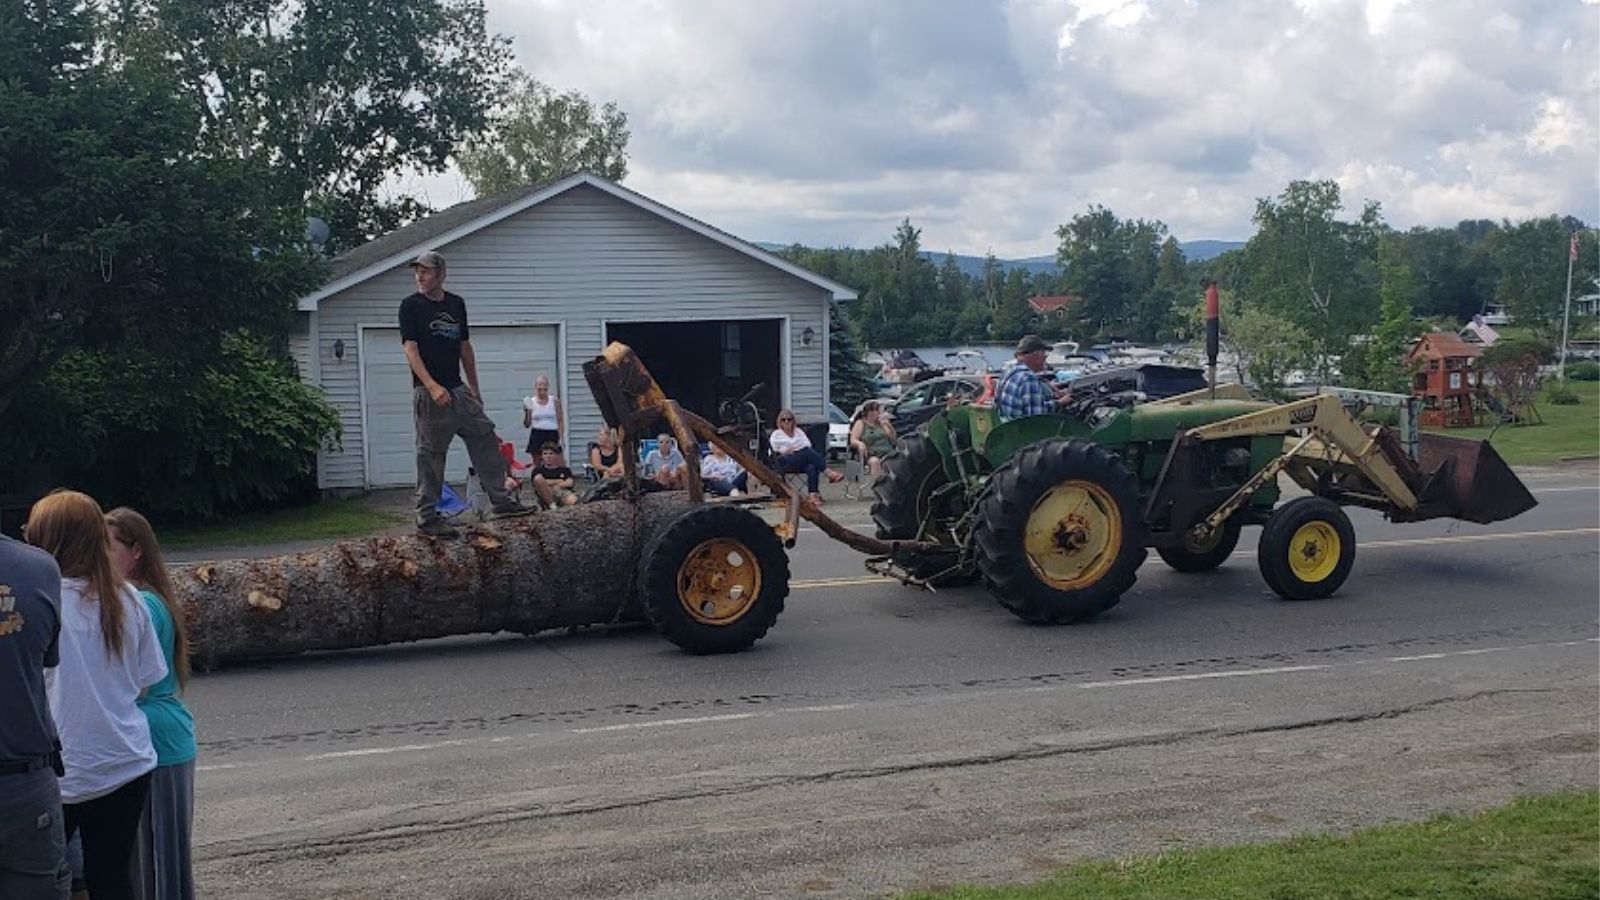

{"left": 996, "top": 334, "right": 1069, "bottom": 422}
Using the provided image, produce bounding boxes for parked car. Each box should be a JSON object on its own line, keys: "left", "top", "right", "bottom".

{"left": 826, "top": 402, "right": 851, "bottom": 460}
{"left": 883, "top": 374, "right": 985, "bottom": 432}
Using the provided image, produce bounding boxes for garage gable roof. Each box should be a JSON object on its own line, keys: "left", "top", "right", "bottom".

{"left": 298, "top": 173, "right": 857, "bottom": 310}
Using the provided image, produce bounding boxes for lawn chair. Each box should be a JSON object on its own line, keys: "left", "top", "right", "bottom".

{"left": 842, "top": 446, "right": 867, "bottom": 501}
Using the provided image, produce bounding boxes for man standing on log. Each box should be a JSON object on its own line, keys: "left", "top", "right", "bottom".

{"left": 401, "top": 250, "right": 536, "bottom": 538}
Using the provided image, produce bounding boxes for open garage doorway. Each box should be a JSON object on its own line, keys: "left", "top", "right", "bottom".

{"left": 605, "top": 319, "right": 784, "bottom": 432}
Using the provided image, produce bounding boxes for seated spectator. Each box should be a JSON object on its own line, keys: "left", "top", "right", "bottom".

{"left": 769, "top": 409, "right": 843, "bottom": 504}
{"left": 849, "top": 401, "right": 899, "bottom": 479}
{"left": 589, "top": 427, "right": 625, "bottom": 480}
{"left": 529, "top": 443, "right": 579, "bottom": 508}
{"left": 701, "top": 445, "right": 749, "bottom": 497}
{"left": 643, "top": 434, "right": 687, "bottom": 489}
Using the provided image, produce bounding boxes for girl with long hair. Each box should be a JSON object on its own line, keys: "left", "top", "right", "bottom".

{"left": 106, "top": 507, "right": 196, "bottom": 900}
{"left": 27, "top": 490, "right": 166, "bottom": 900}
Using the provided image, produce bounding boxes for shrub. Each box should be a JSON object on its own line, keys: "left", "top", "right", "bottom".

{"left": 1566, "top": 361, "right": 1600, "bottom": 381}
{"left": 1546, "top": 383, "right": 1580, "bottom": 405}
{"left": 9, "top": 335, "right": 340, "bottom": 521}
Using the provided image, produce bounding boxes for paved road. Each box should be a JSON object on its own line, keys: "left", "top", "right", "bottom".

{"left": 188, "top": 467, "right": 1599, "bottom": 899}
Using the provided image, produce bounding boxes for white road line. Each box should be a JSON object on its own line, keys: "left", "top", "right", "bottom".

{"left": 195, "top": 637, "right": 1598, "bottom": 773}
{"left": 1076, "top": 664, "right": 1330, "bottom": 689}
{"left": 570, "top": 712, "right": 764, "bottom": 734}
{"left": 1532, "top": 485, "right": 1600, "bottom": 493}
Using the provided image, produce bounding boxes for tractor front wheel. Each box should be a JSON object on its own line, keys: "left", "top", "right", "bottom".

{"left": 1157, "top": 517, "right": 1242, "bottom": 573}
{"left": 1257, "top": 497, "right": 1355, "bottom": 601}
{"left": 639, "top": 506, "right": 789, "bottom": 653}
{"left": 974, "top": 439, "right": 1145, "bottom": 624}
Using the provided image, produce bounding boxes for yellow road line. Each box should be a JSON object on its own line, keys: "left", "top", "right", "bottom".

{"left": 788, "top": 527, "right": 1600, "bottom": 590}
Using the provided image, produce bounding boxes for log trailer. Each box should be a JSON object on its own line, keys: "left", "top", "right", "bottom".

{"left": 178, "top": 339, "right": 1537, "bottom": 665}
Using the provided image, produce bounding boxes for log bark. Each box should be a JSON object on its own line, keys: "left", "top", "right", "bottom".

{"left": 174, "top": 493, "right": 697, "bottom": 668}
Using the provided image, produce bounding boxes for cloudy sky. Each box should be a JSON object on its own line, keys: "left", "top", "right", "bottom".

{"left": 404, "top": 0, "right": 1599, "bottom": 258}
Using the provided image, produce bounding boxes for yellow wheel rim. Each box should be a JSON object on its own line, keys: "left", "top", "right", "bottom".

{"left": 1022, "top": 480, "right": 1122, "bottom": 590}
{"left": 677, "top": 538, "right": 762, "bottom": 625}
{"left": 1287, "top": 521, "right": 1340, "bottom": 583}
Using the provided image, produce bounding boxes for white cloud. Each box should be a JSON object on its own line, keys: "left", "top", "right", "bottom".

{"left": 384, "top": 0, "right": 1600, "bottom": 257}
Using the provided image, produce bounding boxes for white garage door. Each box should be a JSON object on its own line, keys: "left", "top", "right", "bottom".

{"left": 362, "top": 325, "right": 561, "bottom": 487}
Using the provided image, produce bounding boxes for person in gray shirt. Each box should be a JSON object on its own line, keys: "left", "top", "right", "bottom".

{"left": 0, "top": 533, "right": 71, "bottom": 899}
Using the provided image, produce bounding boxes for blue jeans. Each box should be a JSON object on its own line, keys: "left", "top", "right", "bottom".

{"left": 705, "top": 472, "right": 749, "bottom": 496}
{"left": 776, "top": 448, "right": 828, "bottom": 493}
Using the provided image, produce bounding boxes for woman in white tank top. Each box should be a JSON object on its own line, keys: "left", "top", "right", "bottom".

{"left": 522, "top": 374, "right": 563, "bottom": 457}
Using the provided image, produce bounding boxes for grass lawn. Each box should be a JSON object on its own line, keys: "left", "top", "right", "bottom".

{"left": 161, "top": 498, "right": 402, "bottom": 550}
{"left": 1431, "top": 380, "right": 1600, "bottom": 466}
{"left": 902, "top": 791, "right": 1598, "bottom": 900}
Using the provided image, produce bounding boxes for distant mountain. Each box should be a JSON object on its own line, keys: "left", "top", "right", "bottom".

{"left": 1180, "top": 240, "right": 1246, "bottom": 261}
{"left": 755, "top": 240, "right": 1245, "bottom": 277}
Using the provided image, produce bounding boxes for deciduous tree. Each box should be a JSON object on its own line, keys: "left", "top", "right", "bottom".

{"left": 108, "top": 0, "right": 512, "bottom": 248}
{"left": 1240, "top": 180, "right": 1381, "bottom": 378}
{"left": 459, "top": 70, "right": 629, "bottom": 195}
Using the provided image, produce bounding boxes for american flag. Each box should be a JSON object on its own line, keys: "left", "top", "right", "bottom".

{"left": 1572, "top": 233, "right": 1580, "bottom": 262}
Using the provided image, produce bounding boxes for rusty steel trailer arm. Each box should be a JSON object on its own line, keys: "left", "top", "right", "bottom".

{"left": 583, "top": 343, "right": 944, "bottom": 559}
{"left": 1181, "top": 394, "right": 1419, "bottom": 542}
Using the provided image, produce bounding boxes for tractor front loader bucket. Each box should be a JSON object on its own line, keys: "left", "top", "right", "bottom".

{"left": 1398, "top": 434, "right": 1537, "bottom": 525}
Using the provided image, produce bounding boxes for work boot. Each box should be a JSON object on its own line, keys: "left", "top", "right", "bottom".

{"left": 417, "top": 518, "right": 459, "bottom": 539}
{"left": 489, "top": 499, "right": 539, "bottom": 520}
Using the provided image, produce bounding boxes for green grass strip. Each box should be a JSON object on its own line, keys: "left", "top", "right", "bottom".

{"left": 903, "top": 791, "right": 1599, "bottom": 900}
{"left": 1430, "top": 381, "right": 1599, "bottom": 466}
{"left": 162, "top": 498, "right": 402, "bottom": 550}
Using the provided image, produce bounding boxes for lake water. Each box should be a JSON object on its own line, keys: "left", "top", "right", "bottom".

{"left": 869, "top": 344, "right": 1016, "bottom": 372}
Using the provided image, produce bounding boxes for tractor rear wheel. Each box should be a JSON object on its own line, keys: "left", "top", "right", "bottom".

{"left": 1257, "top": 497, "right": 1355, "bottom": 601}
{"left": 1156, "top": 517, "right": 1242, "bottom": 573}
{"left": 639, "top": 506, "right": 789, "bottom": 654}
{"left": 974, "top": 438, "right": 1145, "bottom": 624}
{"left": 871, "top": 434, "right": 977, "bottom": 585}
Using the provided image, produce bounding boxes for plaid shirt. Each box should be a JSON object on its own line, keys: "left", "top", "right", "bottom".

{"left": 996, "top": 362, "right": 1054, "bottom": 421}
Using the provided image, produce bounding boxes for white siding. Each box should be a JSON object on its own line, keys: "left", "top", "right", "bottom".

{"left": 308, "top": 184, "right": 831, "bottom": 489}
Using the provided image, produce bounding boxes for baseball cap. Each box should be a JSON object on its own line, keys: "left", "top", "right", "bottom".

{"left": 1015, "top": 334, "right": 1050, "bottom": 355}
{"left": 408, "top": 250, "right": 446, "bottom": 271}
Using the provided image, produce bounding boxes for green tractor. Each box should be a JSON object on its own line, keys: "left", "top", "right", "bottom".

{"left": 869, "top": 383, "right": 1537, "bottom": 625}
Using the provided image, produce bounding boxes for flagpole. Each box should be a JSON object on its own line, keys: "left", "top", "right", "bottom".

{"left": 1558, "top": 232, "right": 1576, "bottom": 381}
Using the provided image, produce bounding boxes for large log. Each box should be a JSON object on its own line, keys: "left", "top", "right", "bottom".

{"left": 175, "top": 493, "right": 697, "bottom": 668}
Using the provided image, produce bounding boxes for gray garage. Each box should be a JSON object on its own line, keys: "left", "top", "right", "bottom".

{"left": 290, "top": 173, "right": 855, "bottom": 490}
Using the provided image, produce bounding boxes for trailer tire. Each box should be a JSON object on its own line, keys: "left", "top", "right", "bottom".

{"left": 639, "top": 506, "right": 789, "bottom": 654}
{"left": 975, "top": 438, "right": 1145, "bottom": 624}
{"left": 1157, "top": 518, "right": 1242, "bottom": 573}
{"left": 1257, "top": 497, "right": 1355, "bottom": 601}
{"left": 871, "top": 434, "right": 977, "bottom": 586}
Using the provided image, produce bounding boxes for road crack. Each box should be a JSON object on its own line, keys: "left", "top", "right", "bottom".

{"left": 197, "top": 688, "right": 1552, "bottom": 865}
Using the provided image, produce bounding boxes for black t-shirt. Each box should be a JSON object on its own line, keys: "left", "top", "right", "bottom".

{"left": 532, "top": 465, "right": 573, "bottom": 483}
{"left": 398, "top": 291, "right": 469, "bottom": 389}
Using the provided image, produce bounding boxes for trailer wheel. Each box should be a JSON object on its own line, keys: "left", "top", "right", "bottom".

{"left": 639, "top": 506, "right": 789, "bottom": 654}
{"left": 975, "top": 438, "right": 1145, "bottom": 624}
{"left": 871, "top": 434, "right": 977, "bottom": 586}
{"left": 1257, "top": 497, "right": 1355, "bottom": 601}
{"left": 1157, "top": 518, "right": 1242, "bottom": 573}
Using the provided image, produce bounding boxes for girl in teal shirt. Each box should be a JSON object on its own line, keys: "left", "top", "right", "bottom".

{"left": 107, "top": 508, "right": 195, "bottom": 900}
